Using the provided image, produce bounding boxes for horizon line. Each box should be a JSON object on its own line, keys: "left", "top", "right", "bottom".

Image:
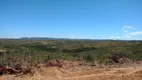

{"left": 0, "top": 37, "right": 142, "bottom": 41}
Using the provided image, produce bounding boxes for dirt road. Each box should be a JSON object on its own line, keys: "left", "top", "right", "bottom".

{"left": 1, "top": 67, "right": 142, "bottom": 80}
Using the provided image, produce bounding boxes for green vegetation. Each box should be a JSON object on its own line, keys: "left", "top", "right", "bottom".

{"left": 0, "top": 39, "right": 142, "bottom": 66}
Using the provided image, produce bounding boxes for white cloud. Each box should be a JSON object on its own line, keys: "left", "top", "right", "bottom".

{"left": 122, "top": 31, "right": 142, "bottom": 39}
{"left": 122, "top": 25, "right": 133, "bottom": 30}
{"left": 106, "top": 25, "right": 142, "bottom": 40}
{"left": 122, "top": 25, "right": 133, "bottom": 33}
{"left": 123, "top": 34, "right": 131, "bottom": 38}
{"left": 105, "top": 25, "right": 142, "bottom": 40}
{"left": 122, "top": 25, "right": 142, "bottom": 39}
{"left": 124, "top": 30, "right": 128, "bottom": 33}
{"left": 128, "top": 31, "right": 142, "bottom": 36}
{"left": 106, "top": 36, "right": 121, "bottom": 40}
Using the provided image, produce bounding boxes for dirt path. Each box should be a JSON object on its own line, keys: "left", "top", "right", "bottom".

{"left": 1, "top": 67, "right": 142, "bottom": 80}
{"left": 54, "top": 67, "right": 142, "bottom": 80}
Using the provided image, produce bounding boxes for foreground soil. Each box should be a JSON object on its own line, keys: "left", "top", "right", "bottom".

{"left": 1, "top": 66, "right": 142, "bottom": 80}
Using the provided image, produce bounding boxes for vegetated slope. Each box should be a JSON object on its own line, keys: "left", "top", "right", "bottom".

{"left": 0, "top": 39, "right": 142, "bottom": 66}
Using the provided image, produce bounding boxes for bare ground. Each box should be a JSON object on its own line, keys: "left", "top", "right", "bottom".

{"left": 1, "top": 66, "right": 142, "bottom": 80}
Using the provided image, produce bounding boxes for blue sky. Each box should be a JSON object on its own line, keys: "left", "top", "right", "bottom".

{"left": 0, "top": 0, "right": 142, "bottom": 40}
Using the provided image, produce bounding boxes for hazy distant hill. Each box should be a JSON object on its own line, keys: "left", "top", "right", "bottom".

{"left": 19, "top": 37, "right": 70, "bottom": 40}
{"left": 19, "top": 37, "right": 98, "bottom": 41}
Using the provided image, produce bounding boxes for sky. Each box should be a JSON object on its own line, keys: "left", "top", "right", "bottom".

{"left": 0, "top": 0, "right": 142, "bottom": 40}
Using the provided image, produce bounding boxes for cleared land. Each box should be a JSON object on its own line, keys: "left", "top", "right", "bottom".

{"left": 1, "top": 66, "right": 142, "bottom": 80}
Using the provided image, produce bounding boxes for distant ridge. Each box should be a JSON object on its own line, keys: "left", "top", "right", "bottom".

{"left": 0, "top": 37, "right": 141, "bottom": 41}
{"left": 19, "top": 37, "right": 95, "bottom": 41}
{"left": 18, "top": 37, "right": 142, "bottom": 42}
{"left": 20, "top": 37, "right": 68, "bottom": 40}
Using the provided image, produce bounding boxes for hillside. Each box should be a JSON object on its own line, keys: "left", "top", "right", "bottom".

{"left": 0, "top": 39, "right": 142, "bottom": 80}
